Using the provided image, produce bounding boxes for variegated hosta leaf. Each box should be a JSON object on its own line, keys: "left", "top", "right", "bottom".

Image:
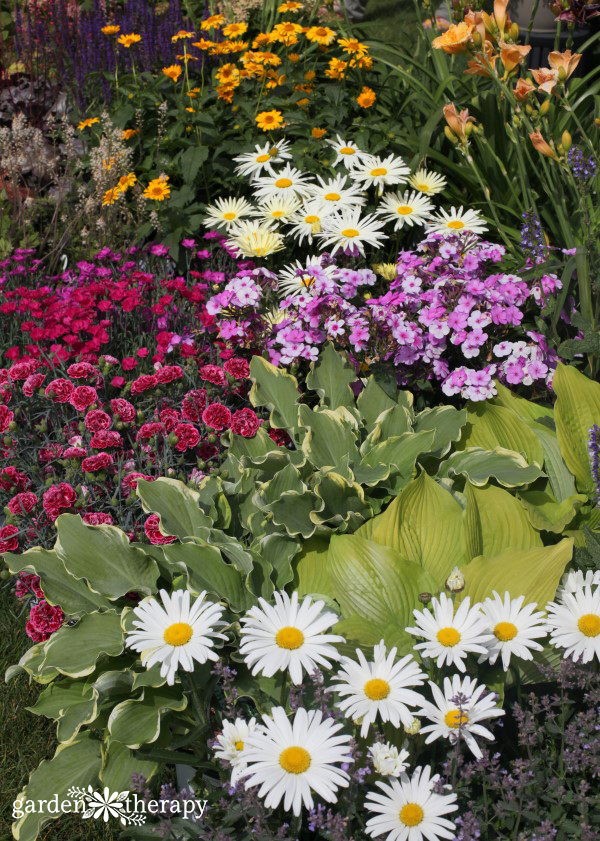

{"left": 136, "top": 477, "right": 211, "bottom": 539}
{"left": 553, "top": 362, "right": 600, "bottom": 494}
{"left": 458, "top": 401, "right": 545, "bottom": 467}
{"left": 437, "top": 447, "right": 544, "bottom": 487}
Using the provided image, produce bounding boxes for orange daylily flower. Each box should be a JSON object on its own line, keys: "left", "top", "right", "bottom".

{"left": 529, "top": 131, "right": 557, "bottom": 158}
{"left": 432, "top": 22, "right": 473, "bottom": 54}
{"left": 532, "top": 66, "right": 559, "bottom": 95}
{"left": 514, "top": 77, "right": 536, "bottom": 100}
{"left": 548, "top": 49, "right": 582, "bottom": 80}
{"left": 443, "top": 103, "right": 476, "bottom": 142}
{"left": 499, "top": 42, "right": 531, "bottom": 72}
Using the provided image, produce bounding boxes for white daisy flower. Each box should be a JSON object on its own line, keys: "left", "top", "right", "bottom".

{"left": 307, "top": 173, "right": 366, "bottom": 210}
{"left": 319, "top": 207, "right": 387, "bottom": 256}
{"left": 203, "top": 196, "right": 254, "bottom": 229}
{"left": 546, "top": 585, "right": 600, "bottom": 663}
{"left": 405, "top": 592, "right": 492, "bottom": 672}
{"left": 369, "top": 742, "right": 410, "bottom": 777}
{"left": 241, "top": 706, "right": 352, "bottom": 816}
{"left": 225, "top": 221, "right": 285, "bottom": 258}
{"left": 326, "top": 134, "right": 364, "bottom": 168}
{"left": 557, "top": 569, "right": 600, "bottom": 601}
{"left": 365, "top": 765, "right": 458, "bottom": 841}
{"left": 287, "top": 200, "right": 334, "bottom": 244}
{"left": 417, "top": 674, "right": 504, "bottom": 760}
{"left": 350, "top": 154, "right": 410, "bottom": 191}
{"left": 126, "top": 589, "right": 227, "bottom": 686}
{"left": 409, "top": 168, "right": 447, "bottom": 195}
{"left": 252, "top": 164, "right": 314, "bottom": 202}
{"left": 376, "top": 190, "right": 434, "bottom": 230}
{"left": 330, "top": 641, "right": 426, "bottom": 737}
{"left": 239, "top": 591, "right": 344, "bottom": 685}
{"left": 253, "top": 194, "right": 302, "bottom": 227}
{"left": 478, "top": 591, "right": 547, "bottom": 671}
{"left": 233, "top": 141, "right": 292, "bottom": 179}
{"left": 426, "top": 205, "right": 488, "bottom": 235}
{"left": 278, "top": 257, "right": 338, "bottom": 299}
{"left": 213, "top": 717, "right": 259, "bottom": 784}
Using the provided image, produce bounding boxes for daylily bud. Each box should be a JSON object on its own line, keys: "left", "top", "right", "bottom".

{"left": 540, "top": 99, "right": 550, "bottom": 115}
{"left": 509, "top": 21, "right": 519, "bottom": 38}
{"left": 530, "top": 130, "right": 557, "bottom": 158}
{"left": 561, "top": 130, "right": 572, "bottom": 150}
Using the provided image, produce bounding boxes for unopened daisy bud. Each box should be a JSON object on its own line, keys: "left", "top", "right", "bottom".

{"left": 445, "top": 566, "right": 465, "bottom": 592}
{"left": 418, "top": 592, "right": 432, "bottom": 604}
{"left": 404, "top": 716, "right": 421, "bottom": 735}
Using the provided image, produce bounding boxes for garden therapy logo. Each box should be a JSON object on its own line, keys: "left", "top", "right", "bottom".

{"left": 12, "top": 786, "right": 208, "bottom": 824}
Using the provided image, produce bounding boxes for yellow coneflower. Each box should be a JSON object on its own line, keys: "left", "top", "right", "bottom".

{"left": 200, "top": 14, "right": 225, "bottom": 30}
{"left": 278, "top": 0, "right": 303, "bottom": 11}
{"left": 122, "top": 128, "right": 139, "bottom": 140}
{"left": 78, "top": 117, "right": 100, "bottom": 130}
{"left": 102, "top": 187, "right": 122, "bottom": 206}
{"left": 356, "top": 85, "right": 376, "bottom": 108}
{"left": 171, "top": 30, "right": 195, "bottom": 41}
{"left": 338, "top": 36, "right": 368, "bottom": 56}
{"left": 162, "top": 64, "right": 183, "bottom": 82}
{"left": 222, "top": 22, "right": 248, "bottom": 37}
{"left": 305, "top": 25, "right": 336, "bottom": 45}
{"left": 143, "top": 176, "right": 171, "bottom": 201}
{"left": 117, "top": 33, "right": 142, "bottom": 47}
{"left": 117, "top": 172, "right": 137, "bottom": 191}
{"left": 311, "top": 127, "right": 327, "bottom": 139}
{"left": 255, "top": 109, "right": 284, "bottom": 131}
{"left": 101, "top": 24, "right": 120, "bottom": 35}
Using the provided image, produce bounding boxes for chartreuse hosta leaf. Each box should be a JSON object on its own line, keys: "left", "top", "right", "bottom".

{"left": 13, "top": 733, "right": 102, "bottom": 841}
{"left": 137, "top": 477, "right": 211, "bottom": 539}
{"left": 491, "top": 381, "right": 554, "bottom": 424}
{"left": 108, "top": 686, "right": 188, "bottom": 749}
{"left": 366, "top": 471, "right": 466, "bottom": 583}
{"left": 533, "top": 426, "right": 577, "bottom": 503}
{"left": 438, "top": 447, "right": 544, "bottom": 487}
{"left": 518, "top": 488, "right": 587, "bottom": 533}
{"left": 553, "top": 362, "right": 600, "bottom": 493}
{"left": 462, "top": 482, "right": 541, "bottom": 560}
{"left": 54, "top": 514, "right": 159, "bottom": 600}
{"left": 295, "top": 537, "right": 331, "bottom": 597}
{"left": 39, "top": 611, "right": 124, "bottom": 678}
{"left": 458, "top": 401, "right": 545, "bottom": 468}
{"left": 5, "top": 547, "right": 111, "bottom": 615}
{"left": 458, "top": 539, "right": 573, "bottom": 607}
{"left": 305, "top": 342, "right": 357, "bottom": 410}
{"left": 249, "top": 356, "right": 301, "bottom": 434}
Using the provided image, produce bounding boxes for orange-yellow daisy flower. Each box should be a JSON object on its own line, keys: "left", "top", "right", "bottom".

{"left": 222, "top": 22, "right": 248, "bottom": 37}
{"left": 171, "top": 30, "right": 195, "bottom": 41}
{"left": 122, "top": 128, "right": 139, "bottom": 140}
{"left": 162, "top": 64, "right": 183, "bottom": 82}
{"left": 356, "top": 85, "right": 376, "bottom": 108}
{"left": 78, "top": 117, "right": 100, "bottom": 130}
{"left": 117, "top": 33, "right": 142, "bottom": 47}
{"left": 256, "top": 109, "right": 284, "bottom": 130}
{"left": 143, "top": 176, "right": 171, "bottom": 200}
{"left": 102, "top": 187, "right": 121, "bottom": 206}
{"left": 200, "top": 14, "right": 225, "bottom": 30}
{"left": 306, "top": 25, "right": 335, "bottom": 45}
{"left": 101, "top": 24, "right": 120, "bottom": 35}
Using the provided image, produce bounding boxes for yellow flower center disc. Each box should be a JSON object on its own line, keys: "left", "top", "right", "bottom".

{"left": 163, "top": 622, "right": 193, "bottom": 646}
{"left": 494, "top": 621, "right": 518, "bottom": 641}
{"left": 448, "top": 219, "right": 465, "bottom": 229}
{"left": 578, "top": 613, "right": 600, "bottom": 637}
{"left": 444, "top": 708, "right": 469, "bottom": 729}
{"left": 324, "top": 192, "right": 341, "bottom": 201}
{"left": 396, "top": 205, "right": 413, "bottom": 215}
{"left": 437, "top": 627, "right": 461, "bottom": 647}
{"left": 363, "top": 677, "right": 391, "bottom": 700}
{"left": 256, "top": 154, "right": 270, "bottom": 163}
{"left": 341, "top": 228, "right": 359, "bottom": 238}
{"left": 340, "top": 147, "right": 355, "bottom": 155}
{"left": 305, "top": 215, "right": 319, "bottom": 224}
{"left": 371, "top": 167, "right": 387, "bottom": 176}
{"left": 234, "top": 740, "right": 244, "bottom": 751}
{"left": 399, "top": 803, "right": 424, "bottom": 827}
{"left": 275, "top": 178, "right": 293, "bottom": 188}
{"left": 279, "top": 746, "right": 311, "bottom": 773}
{"left": 223, "top": 212, "right": 236, "bottom": 220}
{"left": 275, "top": 626, "right": 305, "bottom": 649}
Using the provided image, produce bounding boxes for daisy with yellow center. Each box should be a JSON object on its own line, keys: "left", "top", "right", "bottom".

{"left": 350, "top": 154, "right": 410, "bottom": 191}
{"left": 308, "top": 172, "right": 365, "bottom": 210}
{"left": 213, "top": 717, "right": 258, "bottom": 784}
{"left": 478, "top": 591, "right": 547, "bottom": 671}
{"left": 326, "top": 135, "right": 364, "bottom": 168}
{"left": 233, "top": 140, "right": 292, "bottom": 179}
{"left": 338, "top": 36, "right": 369, "bottom": 56}
{"left": 239, "top": 591, "right": 344, "bottom": 684}
{"left": 427, "top": 205, "right": 488, "bottom": 235}
{"left": 101, "top": 24, "right": 120, "bottom": 35}
{"left": 143, "top": 176, "right": 171, "bottom": 201}
{"left": 252, "top": 164, "right": 314, "bottom": 201}
{"left": 417, "top": 674, "right": 504, "bottom": 759}
{"left": 331, "top": 641, "right": 426, "bottom": 737}
{"left": 278, "top": 0, "right": 303, "bottom": 10}
{"left": 311, "top": 127, "right": 327, "bottom": 139}
{"left": 546, "top": 584, "right": 600, "bottom": 663}
{"left": 162, "top": 64, "right": 182, "bottom": 82}
{"left": 101, "top": 187, "right": 121, "bottom": 207}
{"left": 254, "top": 194, "right": 302, "bottom": 227}
{"left": 406, "top": 592, "right": 492, "bottom": 671}
{"left": 306, "top": 25, "right": 336, "bottom": 45}
{"left": 125, "top": 589, "right": 227, "bottom": 685}
{"left": 255, "top": 109, "right": 285, "bottom": 131}
{"left": 122, "top": 128, "right": 139, "bottom": 140}
{"left": 171, "top": 29, "right": 195, "bottom": 41}
{"left": 116, "top": 172, "right": 137, "bottom": 191}
{"left": 225, "top": 221, "right": 285, "bottom": 258}
{"left": 203, "top": 196, "right": 254, "bottom": 229}
{"left": 287, "top": 199, "right": 333, "bottom": 243}
{"left": 277, "top": 256, "right": 338, "bottom": 299}
{"left": 117, "top": 33, "right": 142, "bottom": 47}
{"left": 365, "top": 765, "right": 458, "bottom": 840}
{"left": 77, "top": 117, "right": 100, "bottom": 130}
{"left": 376, "top": 190, "right": 434, "bottom": 230}
{"left": 409, "top": 167, "right": 447, "bottom": 195}
{"left": 241, "top": 706, "right": 352, "bottom": 816}
{"left": 318, "top": 207, "right": 387, "bottom": 256}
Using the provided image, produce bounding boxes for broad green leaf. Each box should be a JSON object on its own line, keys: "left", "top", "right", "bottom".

{"left": 162, "top": 542, "right": 252, "bottom": 611}
{"left": 27, "top": 682, "right": 98, "bottom": 743}
{"left": 40, "top": 611, "right": 124, "bottom": 678}
{"left": 518, "top": 489, "right": 586, "bottom": 533}
{"left": 258, "top": 533, "right": 299, "bottom": 588}
{"left": 180, "top": 144, "right": 208, "bottom": 182}
{"left": 459, "top": 402, "right": 544, "bottom": 467}
{"left": 5, "top": 547, "right": 110, "bottom": 614}
{"left": 295, "top": 538, "right": 331, "bottom": 596}
{"left": 438, "top": 447, "right": 544, "bottom": 487}
{"left": 534, "top": 426, "right": 577, "bottom": 502}
{"left": 414, "top": 406, "right": 467, "bottom": 458}
{"left": 306, "top": 343, "right": 356, "bottom": 409}
{"left": 459, "top": 539, "right": 573, "bottom": 607}
{"left": 361, "top": 430, "right": 436, "bottom": 492}
{"left": 269, "top": 489, "right": 321, "bottom": 538}
{"left": 357, "top": 376, "right": 397, "bottom": 431}
{"left": 100, "top": 740, "right": 158, "bottom": 791}
{"left": 312, "top": 472, "right": 370, "bottom": 528}
{"left": 492, "top": 381, "right": 554, "bottom": 424}
{"left": 299, "top": 404, "right": 359, "bottom": 468}
{"left": 260, "top": 462, "right": 306, "bottom": 504}
{"left": 226, "top": 426, "right": 278, "bottom": 461}
{"left": 137, "top": 477, "right": 211, "bottom": 539}
{"left": 463, "top": 482, "right": 541, "bottom": 561}
{"left": 553, "top": 363, "right": 600, "bottom": 493}
{"left": 55, "top": 515, "right": 159, "bottom": 600}
{"left": 249, "top": 356, "right": 300, "bottom": 432}
{"left": 362, "top": 405, "right": 412, "bottom": 450}
{"left": 12, "top": 734, "right": 102, "bottom": 841}
{"left": 108, "top": 687, "right": 188, "bottom": 749}
{"left": 369, "top": 472, "right": 466, "bottom": 583}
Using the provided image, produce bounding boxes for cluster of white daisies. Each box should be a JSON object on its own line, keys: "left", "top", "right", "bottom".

{"left": 201, "top": 135, "right": 487, "bottom": 258}
{"left": 125, "top": 569, "right": 600, "bottom": 839}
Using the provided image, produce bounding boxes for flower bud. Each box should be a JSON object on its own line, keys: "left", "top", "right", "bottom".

{"left": 561, "top": 130, "right": 572, "bottom": 150}
{"left": 445, "top": 566, "right": 465, "bottom": 592}
{"left": 540, "top": 99, "right": 550, "bottom": 116}
{"left": 419, "top": 592, "right": 432, "bottom": 604}
{"left": 444, "top": 126, "right": 459, "bottom": 144}
{"left": 509, "top": 21, "right": 519, "bottom": 38}
{"left": 404, "top": 716, "right": 422, "bottom": 735}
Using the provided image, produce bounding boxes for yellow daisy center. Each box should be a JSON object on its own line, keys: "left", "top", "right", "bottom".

{"left": 396, "top": 205, "right": 413, "bottom": 215}
{"left": 363, "top": 677, "right": 390, "bottom": 701}
{"left": 341, "top": 228, "right": 359, "bottom": 238}
{"left": 163, "top": 622, "right": 193, "bottom": 646}
{"left": 271, "top": 210, "right": 285, "bottom": 217}
{"left": 279, "top": 746, "right": 311, "bottom": 773}
{"left": 415, "top": 182, "right": 430, "bottom": 192}
{"left": 437, "top": 627, "right": 461, "bottom": 647}
{"left": 370, "top": 167, "right": 387, "bottom": 176}
{"left": 223, "top": 211, "right": 236, "bottom": 220}
{"left": 275, "top": 625, "right": 305, "bottom": 649}
{"left": 275, "top": 177, "right": 293, "bottom": 188}
{"left": 301, "top": 274, "right": 316, "bottom": 287}
{"left": 399, "top": 803, "right": 424, "bottom": 827}
{"left": 494, "top": 621, "right": 518, "bottom": 641}
{"left": 305, "top": 215, "right": 319, "bottom": 224}
{"left": 447, "top": 219, "right": 465, "bottom": 229}
{"left": 339, "top": 146, "right": 355, "bottom": 155}
{"left": 444, "top": 708, "right": 469, "bottom": 729}
{"left": 324, "top": 192, "right": 341, "bottom": 201}
{"left": 234, "top": 740, "right": 244, "bottom": 750}
{"left": 256, "top": 154, "right": 270, "bottom": 163}
{"left": 578, "top": 613, "right": 600, "bottom": 637}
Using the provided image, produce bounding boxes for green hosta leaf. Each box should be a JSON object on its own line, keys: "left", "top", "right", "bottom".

{"left": 459, "top": 402, "right": 544, "bottom": 467}
{"left": 312, "top": 471, "right": 370, "bottom": 529}
{"left": 161, "top": 542, "right": 253, "bottom": 611}
{"left": 40, "top": 611, "right": 124, "bottom": 678}
{"left": 534, "top": 426, "right": 577, "bottom": 502}
{"left": 295, "top": 537, "right": 331, "bottom": 596}
{"left": 459, "top": 539, "right": 573, "bottom": 607}
{"left": 12, "top": 734, "right": 102, "bottom": 841}
{"left": 226, "top": 426, "right": 279, "bottom": 462}
{"left": 362, "top": 405, "right": 413, "bottom": 451}
{"left": 5, "top": 547, "right": 110, "bottom": 614}
{"left": 257, "top": 533, "right": 299, "bottom": 588}
{"left": 491, "top": 382, "right": 554, "bottom": 424}
{"left": 137, "top": 478, "right": 211, "bottom": 539}
{"left": 269, "top": 488, "right": 322, "bottom": 538}
{"left": 438, "top": 447, "right": 544, "bottom": 487}
{"left": 100, "top": 740, "right": 158, "bottom": 791}
{"left": 249, "top": 356, "right": 300, "bottom": 433}
{"left": 55, "top": 515, "right": 159, "bottom": 600}
{"left": 6, "top": 642, "right": 59, "bottom": 684}
{"left": 357, "top": 376, "right": 398, "bottom": 431}
{"left": 27, "top": 682, "right": 99, "bottom": 743}
{"left": 517, "top": 489, "right": 587, "bottom": 533}
{"left": 369, "top": 472, "right": 466, "bottom": 583}
{"left": 553, "top": 363, "right": 600, "bottom": 493}
{"left": 108, "top": 687, "right": 188, "bottom": 749}
{"left": 327, "top": 534, "right": 438, "bottom": 631}
{"left": 414, "top": 406, "right": 467, "bottom": 458}
{"left": 463, "top": 482, "right": 541, "bottom": 561}
{"left": 299, "top": 404, "right": 359, "bottom": 469}
{"left": 360, "top": 430, "right": 436, "bottom": 493}
{"left": 260, "top": 462, "right": 306, "bottom": 504}
{"left": 306, "top": 343, "right": 356, "bottom": 409}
